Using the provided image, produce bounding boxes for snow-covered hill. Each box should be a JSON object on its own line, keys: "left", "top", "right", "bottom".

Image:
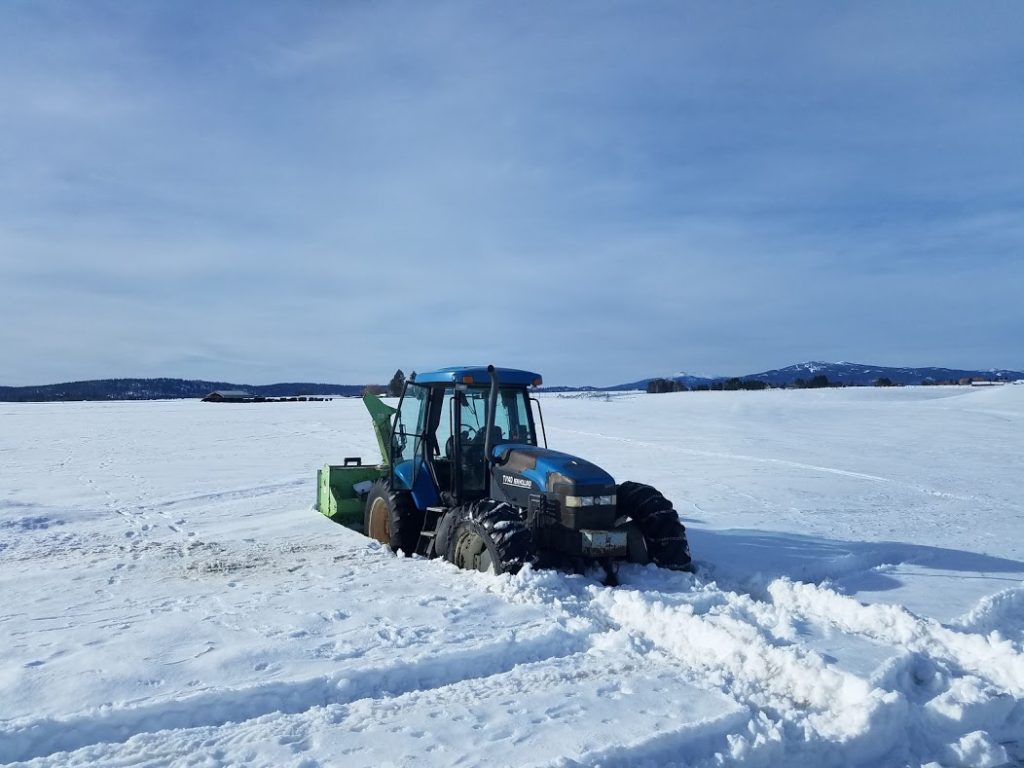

{"left": 2, "top": 387, "right": 1022, "bottom": 766}
{"left": 0, "top": 378, "right": 364, "bottom": 402}
{"left": 608, "top": 371, "right": 719, "bottom": 391}
{"left": 610, "top": 362, "right": 1024, "bottom": 390}
{"left": 740, "top": 361, "right": 1024, "bottom": 387}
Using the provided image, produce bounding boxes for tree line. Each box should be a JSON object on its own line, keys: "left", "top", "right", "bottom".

{"left": 646, "top": 374, "right": 904, "bottom": 393}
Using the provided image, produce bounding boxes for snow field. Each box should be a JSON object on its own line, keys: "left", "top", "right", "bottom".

{"left": 1, "top": 386, "right": 1023, "bottom": 766}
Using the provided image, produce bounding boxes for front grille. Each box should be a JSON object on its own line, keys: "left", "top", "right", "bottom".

{"left": 560, "top": 504, "right": 616, "bottom": 530}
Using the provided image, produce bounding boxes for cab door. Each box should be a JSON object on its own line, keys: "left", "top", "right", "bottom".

{"left": 389, "top": 383, "right": 438, "bottom": 507}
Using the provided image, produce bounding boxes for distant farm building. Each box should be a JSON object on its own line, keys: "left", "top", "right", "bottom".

{"left": 203, "top": 390, "right": 256, "bottom": 403}
{"left": 959, "top": 377, "right": 1003, "bottom": 387}
{"left": 202, "top": 390, "right": 333, "bottom": 403}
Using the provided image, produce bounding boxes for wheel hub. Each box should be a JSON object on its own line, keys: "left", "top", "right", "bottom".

{"left": 368, "top": 497, "right": 391, "bottom": 544}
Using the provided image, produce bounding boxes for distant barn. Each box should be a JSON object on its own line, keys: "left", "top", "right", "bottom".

{"left": 201, "top": 390, "right": 333, "bottom": 403}
{"left": 202, "top": 390, "right": 256, "bottom": 403}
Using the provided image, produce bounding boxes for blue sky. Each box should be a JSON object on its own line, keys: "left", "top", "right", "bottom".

{"left": 1, "top": 1, "right": 1022, "bottom": 387}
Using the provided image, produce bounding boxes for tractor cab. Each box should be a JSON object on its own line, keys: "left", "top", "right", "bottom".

{"left": 389, "top": 366, "right": 545, "bottom": 508}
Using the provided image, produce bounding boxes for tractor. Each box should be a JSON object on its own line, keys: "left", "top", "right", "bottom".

{"left": 317, "top": 365, "right": 691, "bottom": 583}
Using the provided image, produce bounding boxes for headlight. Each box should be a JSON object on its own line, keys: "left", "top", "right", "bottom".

{"left": 564, "top": 494, "right": 617, "bottom": 507}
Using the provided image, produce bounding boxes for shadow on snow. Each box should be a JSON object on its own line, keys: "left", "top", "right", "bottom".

{"left": 690, "top": 527, "right": 1024, "bottom": 594}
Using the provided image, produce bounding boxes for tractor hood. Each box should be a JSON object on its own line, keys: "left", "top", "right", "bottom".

{"left": 491, "top": 444, "right": 615, "bottom": 495}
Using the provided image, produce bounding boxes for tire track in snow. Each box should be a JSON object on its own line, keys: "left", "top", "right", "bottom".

{"left": 140, "top": 478, "right": 310, "bottom": 513}
{"left": 539, "top": 713, "right": 783, "bottom": 768}
{"left": 557, "top": 427, "right": 980, "bottom": 503}
{"left": 0, "top": 623, "right": 589, "bottom": 764}
{"left": 304, "top": 650, "right": 746, "bottom": 768}
{"left": 24, "top": 650, "right": 749, "bottom": 768}
{"left": 96, "top": 471, "right": 309, "bottom": 582}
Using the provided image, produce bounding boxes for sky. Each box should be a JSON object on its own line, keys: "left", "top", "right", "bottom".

{"left": 1, "top": 1, "right": 1022, "bottom": 387}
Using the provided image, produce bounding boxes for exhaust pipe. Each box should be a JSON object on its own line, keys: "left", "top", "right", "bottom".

{"left": 484, "top": 365, "right": 499, "bottom": 464}
{"left": 484, "top": 365, "right": 501, "bottom": 496}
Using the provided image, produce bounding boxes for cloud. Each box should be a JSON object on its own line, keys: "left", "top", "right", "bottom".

{"left": 1, "top": 1, "right": 1022, "bottom": 386}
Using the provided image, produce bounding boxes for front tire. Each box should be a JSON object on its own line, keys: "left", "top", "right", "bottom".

{"left": 443, "top": 500, "right": 534, "bottom": 575}
{"left": 617, "top": 481, "right": 692, "bottom": 571}
{"left": 364, "top": 480, "right": 422, "bottom": 554}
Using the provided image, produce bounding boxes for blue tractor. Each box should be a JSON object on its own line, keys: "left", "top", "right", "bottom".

{"left": 317, "top": 365, "right": 691, "bottom": 583}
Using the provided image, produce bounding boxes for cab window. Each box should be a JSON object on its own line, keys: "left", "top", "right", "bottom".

{"left": 496, "top": 389, "right": 535, "bottom": 444}
{"left": 392, "top": 384, "right": 427, "bottom": 465}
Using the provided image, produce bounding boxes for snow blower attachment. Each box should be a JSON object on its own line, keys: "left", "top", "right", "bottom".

{"left": 317, "top": 366, "right": 692, "bottom": 583}
{"left": 315, "top": 394, "right": 394, "bottom": 529}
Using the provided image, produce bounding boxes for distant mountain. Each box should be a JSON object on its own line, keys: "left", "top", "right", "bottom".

{"left": 0, "top": 378, "right": 366, "bottom": 403}
{"left": 609, "top": 362, "right": 1024, "bottom": 391}
{"left": 739, "top": 361, "right": 1024, "bottom": 387}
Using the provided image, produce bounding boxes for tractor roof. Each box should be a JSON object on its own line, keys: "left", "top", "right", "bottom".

{"left": 414, "top": 366, "right": 542, "bottom": 387}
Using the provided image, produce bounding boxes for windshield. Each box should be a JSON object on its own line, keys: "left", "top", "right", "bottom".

{"left": 459, "top": 387, "right": 535, "bottom": 446}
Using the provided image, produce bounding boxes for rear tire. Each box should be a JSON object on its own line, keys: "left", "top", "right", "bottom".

{"left": 617, "top": 481, "right": 692, "bottom": 571}
{"left": 364, "top": 480, "right": 422, "bottom": 554}
{"left": 443, "top": 500, "right": 534, "bottom": 575}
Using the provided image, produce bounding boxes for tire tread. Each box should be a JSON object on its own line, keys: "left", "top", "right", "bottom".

{"left": 617, "top": 480, "right": 692, "bottom": 570}
{"left": 443, "top": 499, "right": 534, "bottom": 574}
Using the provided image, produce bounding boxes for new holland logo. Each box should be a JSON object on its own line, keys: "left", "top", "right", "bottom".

{"left": 502, "top": 474, "right": 532, "bottom": 489}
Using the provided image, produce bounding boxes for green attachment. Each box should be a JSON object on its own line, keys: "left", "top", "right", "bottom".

{"left": 317, "top": 462, "right": 385, "bottom": 530}
{"left": 315, "top": 394, "right": 395, "bottom": 532}
{"left": 363, "top": 393, "right": 397, "bottom": 465}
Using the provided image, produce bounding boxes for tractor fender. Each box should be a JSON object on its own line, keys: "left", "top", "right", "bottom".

{"left": 393, "top": 459, "right": 440, "bottom": 509}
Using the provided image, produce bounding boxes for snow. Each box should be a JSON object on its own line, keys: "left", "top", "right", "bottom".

{"left": 1, "top": 386, "right": 1023, "bottom": 767}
